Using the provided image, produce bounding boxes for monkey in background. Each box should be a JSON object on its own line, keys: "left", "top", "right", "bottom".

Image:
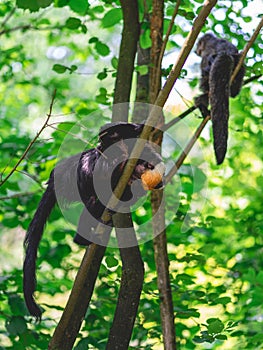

{"left": 194, "top": 33, "right": 245, "bottom": 165}
{"left": 23, "top": 122, "right": 165, "bottom": 320}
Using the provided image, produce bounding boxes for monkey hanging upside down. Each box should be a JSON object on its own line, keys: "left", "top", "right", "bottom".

{"left": 23, "top": 122, "right": 165, "bottom": 319}
{"left": 194, "top": 33, "right": 245, "bottom": 165}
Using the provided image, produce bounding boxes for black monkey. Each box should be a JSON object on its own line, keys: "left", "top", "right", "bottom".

{"left": 194, "top": 33, "right": 245, "bottom": 164}
{"left": 23, "top": 122, "right": 164, "bottom": 319}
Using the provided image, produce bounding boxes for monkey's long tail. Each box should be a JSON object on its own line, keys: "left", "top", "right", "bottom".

{"left": 209, "top": 54, "right": 234, "bottom": 165}
{"left": 23, "top": 174, "right": 56, "bottom": 320}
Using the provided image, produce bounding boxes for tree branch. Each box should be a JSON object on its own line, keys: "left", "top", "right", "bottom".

{"left": 112, "top": 0, "right": 140, "bottom": 121}
{"left": 154, "top": 0, "right": 181, "bottom": 92}
{"left": 166, "top": 115, "right": 211, "bottom": 182}
{"left": 1, "top": 7, "right": 16, "bottom": 27}
{"left": 0, "top": 90, "right": 56, "bottom": 187}
{"left": 48, "top": 241, "right": 110, "bottom": 350}
{"left": 231, "top": 16, "right": 263, "bottom": 84}
{"left": 106, "top": 213, "right": 144, "bottom": 349}
{"left": 149, "top": 1, "right": 177, "bottom": 348}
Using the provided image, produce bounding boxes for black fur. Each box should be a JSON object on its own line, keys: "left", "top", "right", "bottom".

{"left": 23, "top": 122, "right": 163, "bottom": 319}
{"left": 194, "top": 33, "right": 245, "bottom": 164}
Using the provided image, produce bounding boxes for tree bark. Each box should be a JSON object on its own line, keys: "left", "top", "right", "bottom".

{"left": 49, "top": 1, "right": 141, "bottom": 349}
{"left": 48, "top": 241, "right": 110, "bottom": 350}
{"left": 106, "top": 213, "right": 144, "bottom": 349}
{"left": 149, "top": 1, "right": 177, "bottom": 348}
{"left": 112, "top": 0, "right": 140, "bottom": 122}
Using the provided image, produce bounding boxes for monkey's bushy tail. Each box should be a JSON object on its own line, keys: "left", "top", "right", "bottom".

{"left": 209, "top": 54, "right": 234, "bottom": 165}
{"left": 23, "top": 175, "right": 56, "bottom": 320}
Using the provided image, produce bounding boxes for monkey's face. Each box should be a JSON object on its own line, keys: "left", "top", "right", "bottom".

{"left": 110, "top": 141, "right": 165, "bottom": 203}
{"left": 195, "top": 33, "right": 215, "bottom": 57}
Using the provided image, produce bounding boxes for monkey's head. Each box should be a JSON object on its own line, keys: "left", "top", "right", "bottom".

{"left": 99, "top": 122, "right": 144, "bottom": 147}
{"left": 98, "top": 122, "right": 165, "bottom": 200}
{"left": 195, "top": 33, "right": 216, "bottom": 57}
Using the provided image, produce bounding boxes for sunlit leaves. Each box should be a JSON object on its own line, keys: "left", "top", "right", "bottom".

{"left": 101, "top": 8, "right": 122, "bottom": 28}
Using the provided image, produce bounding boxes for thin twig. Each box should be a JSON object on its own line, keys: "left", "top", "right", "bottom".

{"left": 0, "top": 90, "right": 57, "bottom": 187}
{"left": 155, "top": 0, "right": 181, "bottom": 88}
{"left": 0, "top": 24, "right": 31, "bottom": 35}
{"left": 0, "top": 190, "right": 41, "bottom": 201}
{"left": 231, "top": 16, "right": 263, "bottom": 84}
{"left": 0, "top": 24, "right": 61, "bottom": 36}
{"left": 1, "top": 7, "right": 16, "bottom": 27}
{"left": 244, "top": 74, "right": 262, "bottom": 85}
{"left": 163, "top": 105, "right": 197, "bottom": 131}
{"left": 166, "top": 115, "right": 211, "bottom": 183}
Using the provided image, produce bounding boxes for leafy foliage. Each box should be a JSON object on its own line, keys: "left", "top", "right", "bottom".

{"left": 0, "top": 0, "right": 262, "bottom": 349}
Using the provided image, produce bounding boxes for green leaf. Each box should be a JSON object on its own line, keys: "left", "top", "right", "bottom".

{"left": 69, "top": 0, "right": 89, "bottom": 15}
{"left": 214, "top": 296, "right": 231, "bottom": 305}
{"left": 89, "top": 37, "right": 99, "bottom": 44}
{"left": 105, "top": 256, "right": 118, "bottom": 268}
{"left": 6, "top": 316, "right": 27, "bottom": 335}
{"left": 95, "top": 41, "right": 110, "bottom": 56}
{"left": 140, "top": 28, "right": 151, "bottom": 49}
{"left": 207, "top": 319, "right": 224, "bottom": 334}
{"left": 70, "top": 65, "right": 78, "bottom": 73}
{"left": 2, "top": 217, "right": 19, "bottom": 228}
{"left": 96, "top": 88, "right": 108, "bottom": 104}
{"left": 176, "top": 308, "right": 200, "bottom": 319}
{"left": 81, "top": 24, "right": 87, "bottom": 34}
{"left": 185, "top": 11, "right": 195, "bottom": 20}
{"left": 102, "top": 8, "right": 122, "bottom": 28}
{"left": 54, "top": 0, "right": 69, "bottom": 7}
{"left": 111, "top": 57, "right": 118, "bottom": 69}
{"left": 52, "top": 64, "right": 67, "bottom": 74}
{"left": 16, "top": 0, "right": 52, "bottom": 11}
{"left": 135, "top": 65, "right": 148, "bottom": 76}
{"left": 256, "top": 271, "right": 263, "bottom": 284}
{"left": 97, "top": 70, "right": 108, "bottom": 80}
{"left": 251, "top": 333, "right": 263, "bottom": 343}
{"left": 8, "top": 295, "right": 27, "bottom": 316}
{"left": 65, "top": 17, "right": 82, "bottom": 30}
{"left": 215, "top": 334, "right": 227, "bottom": 340}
